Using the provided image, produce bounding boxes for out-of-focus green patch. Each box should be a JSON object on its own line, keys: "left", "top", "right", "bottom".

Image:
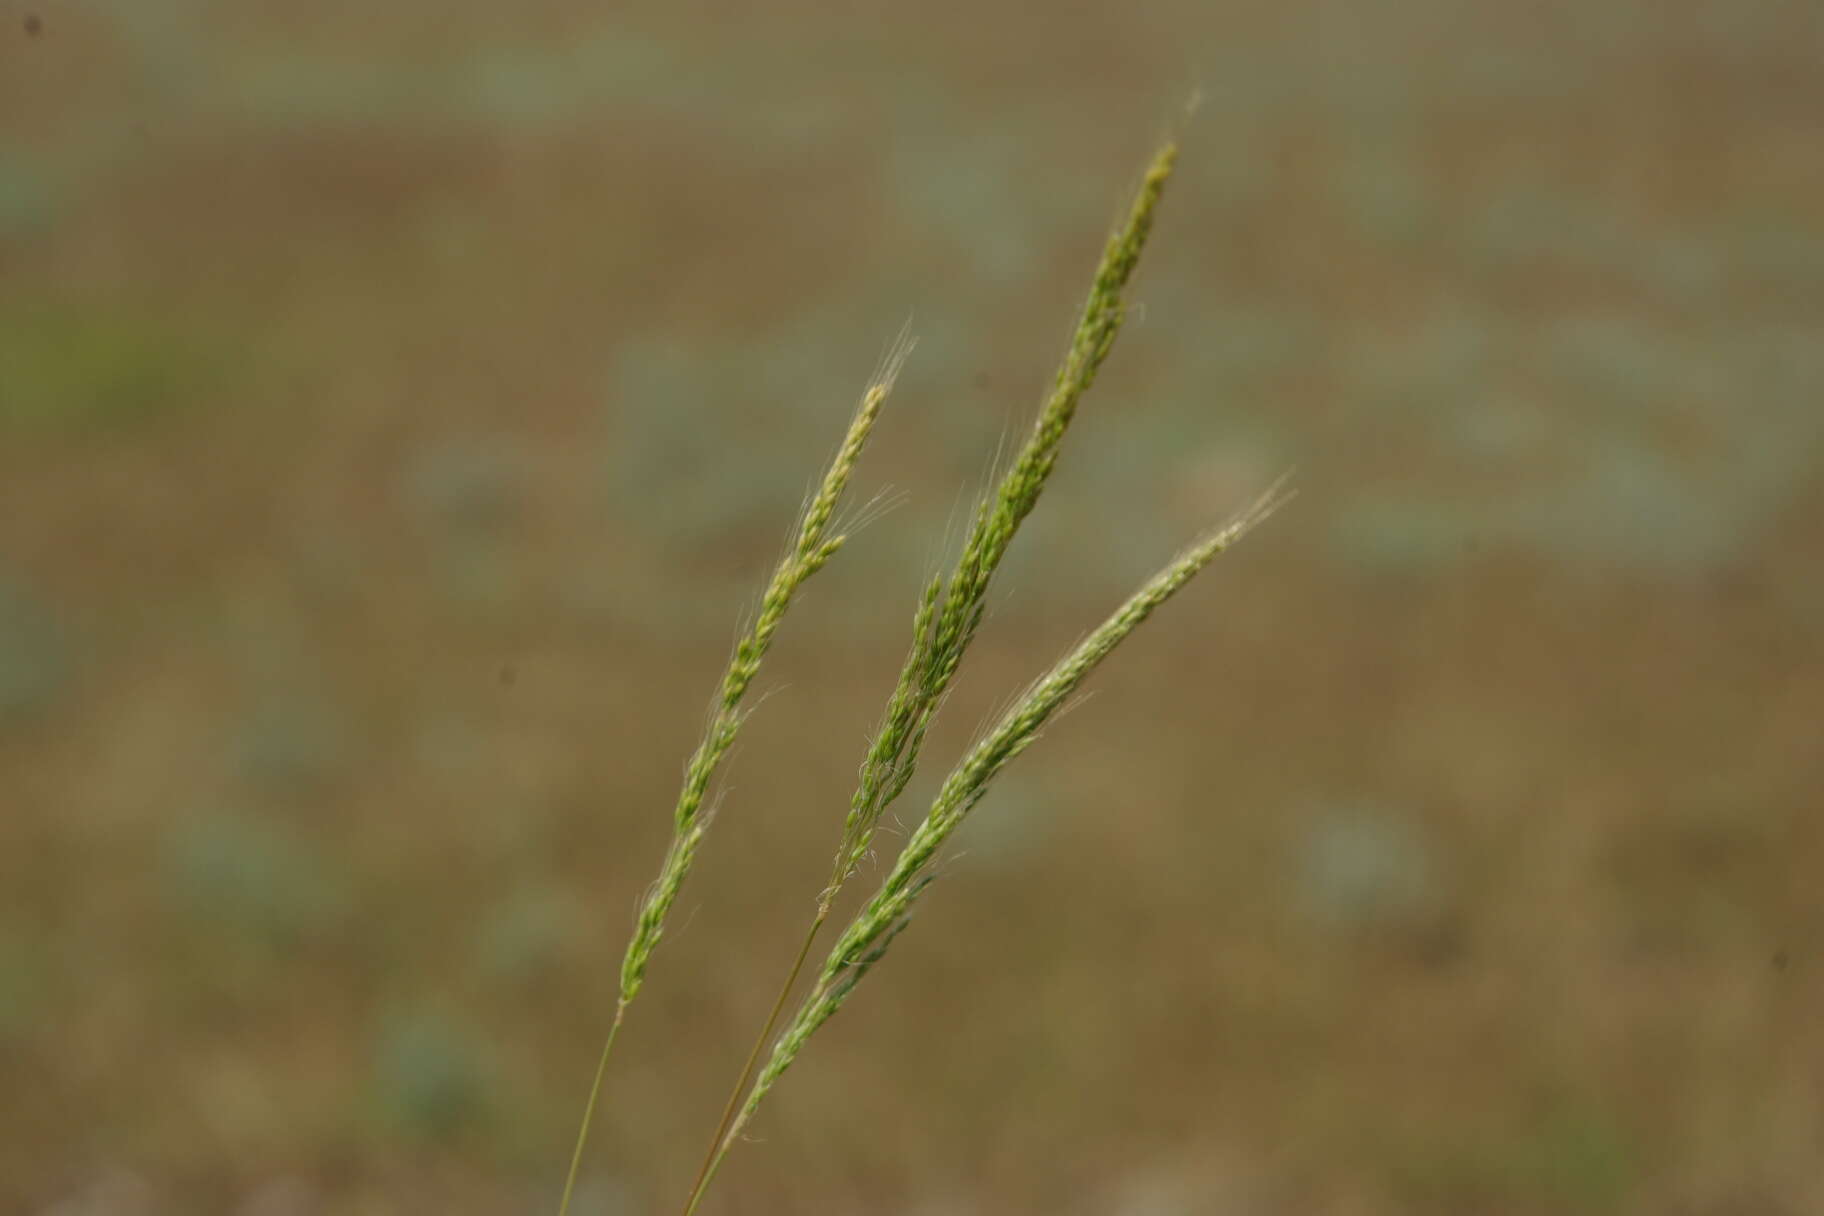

{"left": 213, "top": 30, "right": 697, "bottom": 128}
{"left": 1331, "top": 498, "right": 1469, "bottom": 574}
{"left": 1333, "top": 139, "right": 1434, "bottom": 248}
{"left": 234, "top": 691, "right": 353, "bottom": 794}
{"left": 401, "top": 435, "right": 530, "bottom": 613}
{"left": 1517, "top": 1107, "right": 1637, "bottom": 1209}
{"left": 403, "top": 436, "right": 526, "bottom": 534}
{"left": 0, "top": 306, "right": 228, "bottom": 431}
{"left": 0, "top": 932, "right": 50, "bottom": 1041}
{"left": 888, "top": 122, "right": 1046, "bottom": 285}
{"left": 0, "top": 572, "right": 69, "bottom": 721}
{"left": 371, "top": 1007, "right": 495, "bottom": 1142}
{"left": 1462, "top": 187, "right": 1631, "bottom": 275}
{"left": 605, "top": 326, "right": 878, "bottom": 554}
{"left": 473, "top": 886, "right": 581, "bottom": 986}
{"left": 1733, "top": 217, "right": 1824, "bottom": 295}
{"left": 879, "top": 86, "right": 1114, "bottom": 288}
{"left": 0, "top": 163, "right": 55, "bottom": 239}
{"left": 1294, "top": 803, "right": 1440, "bottom": 931}
{"left": 948, "top": 773, "right": 1056, "bottom": 872}
{"left": 163, "top": 812, "right": 351, "bottom": 952}
{"left": 1333, "top": 309, "right": 1824, "bottom": 575}
{"left": 1390, "top": 1106, "right": 1635, "bottom": 1210}
{"left": 553, "top": 1177, "right": 640, "bottom": 1216}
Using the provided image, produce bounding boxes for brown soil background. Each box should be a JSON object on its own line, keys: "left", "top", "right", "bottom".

{"left": 2, "top": 2, "right": 1821, "bottom": 1213}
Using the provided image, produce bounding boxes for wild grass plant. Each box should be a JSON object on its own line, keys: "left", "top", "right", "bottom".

{"left": 560, "top": 133, "right": 1288, "bottom": 1216}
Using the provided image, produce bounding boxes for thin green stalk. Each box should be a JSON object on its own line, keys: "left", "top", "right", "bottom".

{"left": 557, "top": 1001, "right": 626, "bottom": 1216}
{"left": 680, "top": 903, "right": 830, "bottom": 1216}
{"left": 557, "top": 335, "right": 911, "bottom": 1212}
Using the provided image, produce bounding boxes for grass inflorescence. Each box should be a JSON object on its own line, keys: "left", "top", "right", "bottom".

{"left": 556, "top": 334, "right": 913, "bottom": 1215}
{"left": 561, "top": 131, "right": 1288, "bottom": 1216}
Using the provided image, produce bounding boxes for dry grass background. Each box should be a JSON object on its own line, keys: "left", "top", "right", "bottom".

{"left": 2, "top": 1, "right": 1821, "bottom": 1213}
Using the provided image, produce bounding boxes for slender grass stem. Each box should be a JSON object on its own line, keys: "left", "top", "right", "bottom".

{"left": 557, "top": 999, "right": 627, "bottom": 1216}
{"left": 680, "top": 903, "right": 831, "bottom": 1216}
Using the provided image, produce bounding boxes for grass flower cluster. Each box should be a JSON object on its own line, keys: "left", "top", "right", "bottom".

{"left": 560, "top": 133, "right": 1288, "bottom": 1216}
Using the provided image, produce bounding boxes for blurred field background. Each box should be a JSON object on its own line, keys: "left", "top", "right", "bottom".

{"left": 3, "top": 1, "right": 1822, "bottom": 1213}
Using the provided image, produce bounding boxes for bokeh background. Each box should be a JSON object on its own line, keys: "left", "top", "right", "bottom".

{"left": 3, "top": 1, "right": 1821, "bottom": 1212}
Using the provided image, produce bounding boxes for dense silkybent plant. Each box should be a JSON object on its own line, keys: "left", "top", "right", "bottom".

{"left": 560, "top": 134, "right": 1288, "bottom": 1216}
